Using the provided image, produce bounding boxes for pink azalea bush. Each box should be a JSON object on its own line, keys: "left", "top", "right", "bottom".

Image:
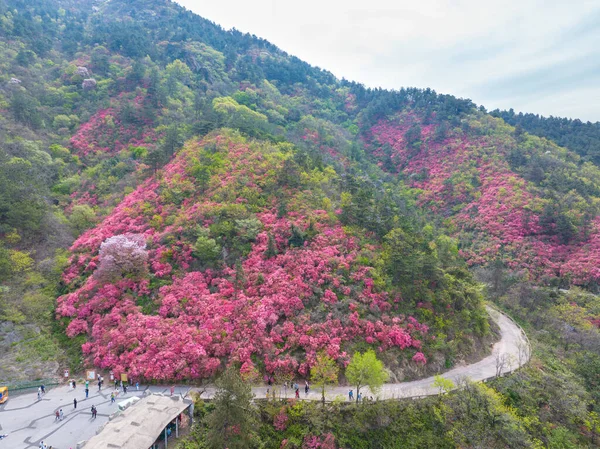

{"left": 302, "top": 433, "right": 336, "bottom": 449}
{"left": 274, "top": 407, "right": 289, "bottom": 431}
{"left": 70, "top": 93, "right": 157, "bottom": 158}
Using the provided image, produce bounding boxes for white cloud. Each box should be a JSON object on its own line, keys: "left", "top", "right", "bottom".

{"left": 174, "top": 0, "right": 600, "bottom": 122}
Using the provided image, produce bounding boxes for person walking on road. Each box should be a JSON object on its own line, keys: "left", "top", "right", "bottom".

{"left": 111, "top": 392, "right": 115, "bottom": 403}
{"left": 305, "top": 381, "right": 309, "bottom": 396}
{"left": 136, "top": 381, "right": 139, "bottom": 391}
{"left": 91, "top": 405, "right": 97, "bottom": 419}
{"left": 295, "top": 388, "right": 300, "bottom": 399}
{"left": 348, "top": 389, "right": 354, "bottom": 401}
{"left": 37, "top": 389, "right": 41, "bottom": 401}
{"left": 41, "top": 384, "right": 45, "bottom": 394}
{"left": 73, "top": 398, "right": 77, "bottom": 409}
{"left": 59, "top": 409, "right": 64, "bottom": 420}
{"left": 55, "top": 410, "right": 60, "bottom": 421}
{"left": 85, "top": 388, "right": 89, "bottom": 398}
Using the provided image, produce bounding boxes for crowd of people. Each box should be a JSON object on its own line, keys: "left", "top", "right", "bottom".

{"left": 39, "top": 375, "right": 138, "bottom": 448}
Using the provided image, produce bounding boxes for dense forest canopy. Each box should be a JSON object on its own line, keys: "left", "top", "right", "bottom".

{"left": 491, "top": 108, "right": 600, "bottom": 164}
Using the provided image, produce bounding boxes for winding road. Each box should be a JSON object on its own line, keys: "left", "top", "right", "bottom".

{"left": 246, "top": 305, "right": 530, "bottom": 401}
{"left": 0, "top": 305, "right": 529, "bottom": 449}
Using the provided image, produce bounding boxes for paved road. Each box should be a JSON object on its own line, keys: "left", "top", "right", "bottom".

{"left": 0, "top": 384, "right": 193, "bottom": 449}
{"left": 244, "top": 306, "right": 530, "bottom": 401}
{"left": 0, "top": 306, "right": 528, "bottom": 449}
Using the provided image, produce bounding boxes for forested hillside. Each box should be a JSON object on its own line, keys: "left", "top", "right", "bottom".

{"left": 491, "top": 108, "right": 600, "bottom": 164}
{"left": 1, "top": 0, "right": 600, "bottom": 447}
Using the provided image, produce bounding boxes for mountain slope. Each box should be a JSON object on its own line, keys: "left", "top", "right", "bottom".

{"left": 56, "top": 129, "right": 488, "bottom": 380}
{"left": 362, "top": 111, "right": 600, "bottom": 287}
{"left": 3, "top": 0, "right": 600, "bottom": 446}
{"left": 1, "top": 0, "right": 600, "bottom": 381}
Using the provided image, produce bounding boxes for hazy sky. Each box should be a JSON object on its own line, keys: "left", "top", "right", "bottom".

{"left": 175, "top": 0, "right": 600, "bottom": 122}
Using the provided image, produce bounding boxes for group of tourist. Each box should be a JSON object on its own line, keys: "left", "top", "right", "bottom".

{"left": 266, "top": 378, "right": 311, "bottom": 399}
{"left": 348, "top": 390, "right": 373, "bottom": 402}
{"left": 36, "top": 384, "right": 46, "bottom": 400}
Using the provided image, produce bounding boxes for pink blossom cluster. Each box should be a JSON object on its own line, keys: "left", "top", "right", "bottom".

{"left": 70, "top": 93, "right": 157, "bottom": 157}
{"left": 274, "top": 407, "right": 289, "bottom": 431}
{"left": 301, "top": 434, "right": 337, "bottom": 449}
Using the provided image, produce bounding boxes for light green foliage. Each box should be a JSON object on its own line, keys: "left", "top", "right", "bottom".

{"left": 9, "top": 250, "right": 33, "bottom": 272}
{"left": 52, "top": 114, "right": 72, "bottom": 129}
{"left": 21, "top": 291, "right": 54, "bottom": 321}
{"left": 433, "top": 375, "right": 455, "bottom": 396}
{"left": 235, "top": 217, "right": 262, "bottom": 242}
{"left": 0, "top": 241, "right": 12, "bottom": 279}
{"left": 129, "top": 145, "right": 148, "bottom": 159}
{"left": 184, "top": 42, "right": 227, "bottom": 82}
{"left": 69, "top": 204, "right": 96, "bottom": 235}
{"left": 49, "top": 144, "right": 72, "bottom": 161}
{"left": 448, "top": 381, "right": 533, "bottom": 448}
{"left": 310, "top": 352, "right": 339, "bottom": 403}
{"left": 346, "top": 349, "right": 389, "bottom": 401}
{"left": 193, "top": 228, "right": 222, "bottom": 267}
{"left": 213, "top": 96, "right": 269, "bottom": 134}
{"left": 165, "top": 59, "right": 193, "bottom": 95}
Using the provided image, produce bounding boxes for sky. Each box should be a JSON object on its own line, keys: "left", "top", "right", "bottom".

{"left": 174, "top": 0, "right": 600, "bottom": 123}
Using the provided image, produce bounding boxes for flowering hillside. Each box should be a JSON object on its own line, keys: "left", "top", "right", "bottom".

{"left": 5, "top": 0, "right": 600, "bottom": 446}
{"left": 365, "top": 112, "right": 600, "bottom": 286}
{"left": 56, "top": 130, "right": 487, "bottom": 380}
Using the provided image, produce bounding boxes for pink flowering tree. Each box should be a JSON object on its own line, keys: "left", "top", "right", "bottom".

{"left": 94, "top": 234, "right": 148, "bottom": 283}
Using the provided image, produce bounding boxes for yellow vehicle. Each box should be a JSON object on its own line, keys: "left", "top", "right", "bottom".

{"left": 0, "top": 387, "right": 7, "bottom": 404}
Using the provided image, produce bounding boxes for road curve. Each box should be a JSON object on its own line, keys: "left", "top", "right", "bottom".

{"left": 216, "top": 305, "right": 531, "bottom": 401}
{"left": 0, "top": 306, "right": 529, "bottom": 449}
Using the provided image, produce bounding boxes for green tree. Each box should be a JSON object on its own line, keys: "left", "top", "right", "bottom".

{"left": 212, "top": 96, "right": 269, "bottom": 135}
{"left": 144, "top": 147, "right": 167, "bottom": 174}
{"left": 310, "top": 352, "right": 339, "bottom": 404}
{"left": 90, "top": 46, "right": 110, "bottom": 75}
{"left": 0, "top": 241, "right": 12, "bottom": 279}
{"left": 161, "top": 125, "right": 183, "bottom": 158}
{"left": 264, "top": 232, "right": 278, "bottom": 259}
{"left": 433, "top": 375, "right": 455, "bottom": 397}
{"left": 346, "top": 349, "right": 388, "bottom": 402}
{"left": 204, "top": 368, "right": 257, "bottom": 449}
{"left": 288, "top": 224, "right": 306, "bottom": 248}
{"left": 69, "top": 204, "right": 96, "bottom": 235}
{"left": 193, "top": 232, "right": 221, "bottom": 268}
{"left": 234, "top": 260, "right": 245, "bottom": 299}
{"left": 10, "top": 91, "right": 42, "bottom": 128}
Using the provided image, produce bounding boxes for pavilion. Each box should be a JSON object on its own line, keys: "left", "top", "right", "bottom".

{"left": 80, "top": 393, "right": 194, "bottom": 449}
